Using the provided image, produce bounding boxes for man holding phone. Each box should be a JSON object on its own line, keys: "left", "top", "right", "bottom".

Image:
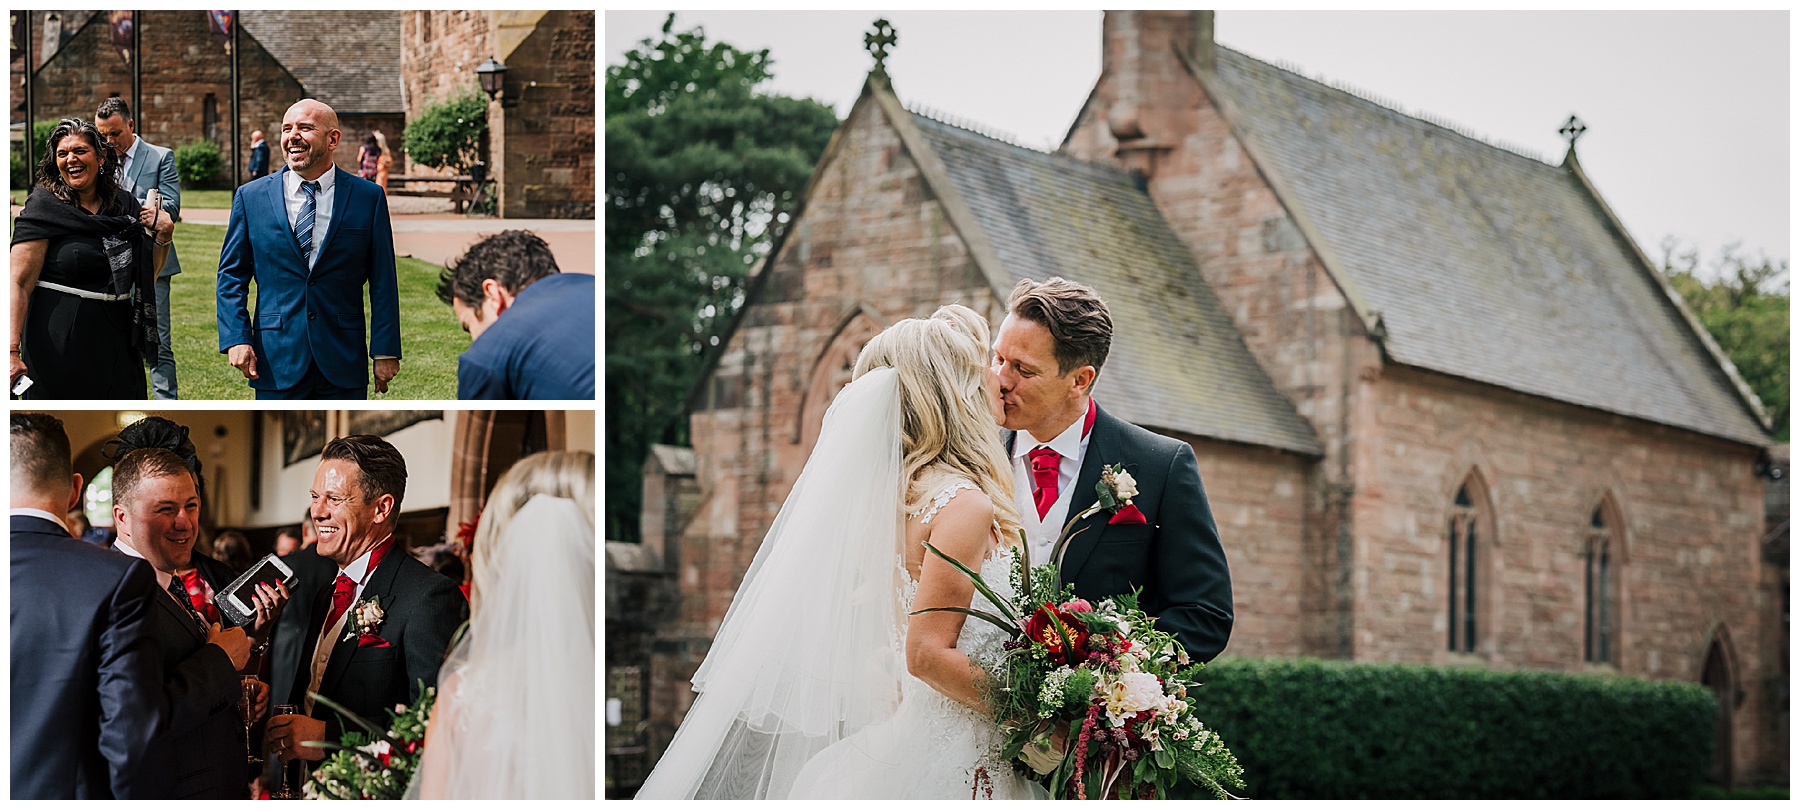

{"left": 111, "top": 446, "right": 288, "bottom": 798}
{"left": 96, "top": 98, "right": 182, "bottom": 400}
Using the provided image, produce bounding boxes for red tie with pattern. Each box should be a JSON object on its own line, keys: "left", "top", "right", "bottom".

{"left": 1029, "top": 447, "right": 1062, "bottom": 519}
{"left": 323, "top": 574, "right": 355, "bottom": 633}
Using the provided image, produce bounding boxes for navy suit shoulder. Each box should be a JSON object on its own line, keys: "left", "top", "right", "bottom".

{"left": 11, "top": 516, "right": 164, "bottom": 799}
{"left": 457, "top": 272, "right": 596, "bottom": 400}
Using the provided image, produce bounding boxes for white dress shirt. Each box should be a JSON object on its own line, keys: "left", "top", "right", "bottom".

{"left": 283, "top": 167, "right": 336, "bottom": 271}
{"left": 306, "top": 535, "right": 390, "bottom": 713}
{"left": 1012, "top": 410, "right": 1094, "bottom": 568}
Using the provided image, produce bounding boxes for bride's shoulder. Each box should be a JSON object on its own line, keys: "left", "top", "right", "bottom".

{"left": 909, "top": 474, "right": 990, "bottom": 526}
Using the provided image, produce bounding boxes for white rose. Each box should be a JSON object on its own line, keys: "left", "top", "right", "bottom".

{"left": 1104, "top": 671, "right": 1164, "bottom": 721}
{"left": 1112, "top": 470, "right": 1139, "bottom": 501}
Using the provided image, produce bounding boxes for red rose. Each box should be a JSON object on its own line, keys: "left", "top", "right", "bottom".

{"left": 1024, "top": 602, "right": 1090, "bottom": 664}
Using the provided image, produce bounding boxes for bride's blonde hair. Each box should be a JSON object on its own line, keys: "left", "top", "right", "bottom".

{"left": 852, "top": 304, "right": 1020, "bottom": 543}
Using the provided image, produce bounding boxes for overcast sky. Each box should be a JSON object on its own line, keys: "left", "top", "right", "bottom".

{"left": 606, "top": 10, "right": 1789, "bottom": 276}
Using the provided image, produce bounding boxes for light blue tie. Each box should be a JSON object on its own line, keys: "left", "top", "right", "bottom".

{"left": 296, "top": 180, "right": 320, "bottom": 266}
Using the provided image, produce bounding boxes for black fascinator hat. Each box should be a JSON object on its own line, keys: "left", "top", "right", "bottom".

{"left": 104, "top": 416, "right": 206, "bottom": 502}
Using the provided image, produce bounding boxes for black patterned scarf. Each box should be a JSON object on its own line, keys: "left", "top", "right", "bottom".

{"left": 11, "top": 186, "right": 160, "bottom": 362}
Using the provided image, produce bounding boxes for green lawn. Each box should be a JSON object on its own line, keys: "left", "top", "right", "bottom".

{"left": 14, "top": 188, "right": 235, "bottom": 209}
{"left": 166, "top": 222, "right": 466, "bottom": 399}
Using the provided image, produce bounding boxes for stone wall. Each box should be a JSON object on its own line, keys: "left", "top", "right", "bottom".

{"left": 22, "top": 11, "right": 320, "bottom": 187}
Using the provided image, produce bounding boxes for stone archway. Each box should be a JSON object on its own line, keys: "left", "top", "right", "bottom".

{"left": 792, "top": 306, "right": 886, "bottom": 451}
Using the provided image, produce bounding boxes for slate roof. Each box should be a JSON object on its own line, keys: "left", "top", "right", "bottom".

{"left": 910, "top": 112, "right": 1323, "bottom": 456}
{"left": 1205, "top": 47, "right": 1769, "bottom": 447}
{"left": 241, "top": 12, "right": 402, "bottom": 113}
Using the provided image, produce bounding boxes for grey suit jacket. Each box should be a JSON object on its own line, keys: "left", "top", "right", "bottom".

{"left": 122, "top": 137, "right": 182, "bottom": 279}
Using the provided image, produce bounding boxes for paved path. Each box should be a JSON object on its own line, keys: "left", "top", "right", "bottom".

{"left": 178, "top": 209, "right": 595, "bottom": 273}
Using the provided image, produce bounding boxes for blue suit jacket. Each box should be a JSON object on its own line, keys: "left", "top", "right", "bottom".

{"left": 456, "top": 272, "right": 596, "bottom": 399}
{"left": 216, "top": 166, "right": 400, "bottom": 391}
{"left": 10, "top": 515, "right": 164, "bottom": 799}
{"left": 123, "top": 137, "right": 182, "bottom": 279}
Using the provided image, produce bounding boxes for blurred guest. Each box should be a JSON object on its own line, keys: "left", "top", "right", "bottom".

{"left": 411, "top": 450, "right": 595, "bottom": 798}
{"left": 10, "top": 118, "right": 173, "bottom": 399}
{"left": 96, "top": 98, "right": 183, "bottom": 401}
{"left": 357, "top": 132, "right": 381, "bottom": 183}
{"left": 66, "top": 504, "right": 115, "bottom": 548}
{"left": 274, "top": 525, "right": 303, "bottom": 557}
{"left": 372, "top": 131, "right": 393, "bottom": 192}
{"left": 212, "top": 529, "right": 254, "bottom": 576}
{"left": 247, "top": 130, "right": 270, "bottom": 180}
{"left": 11, "top": 412, "right": 163, "bottom": 799}
{"left": 436, "top": 230, "right": 594, "bottom": 399}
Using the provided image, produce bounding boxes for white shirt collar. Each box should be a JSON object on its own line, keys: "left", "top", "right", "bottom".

{"left": 284, "top": 165, "right": 336, "bottom": 195}
{"left": 338, "top": 535, "right": 393, "bottom": 585}
{"left": 9, "top": 507, "right": 70, "bottom": 535}
{"left": 123, "top": 136, "right": 141, "bottom": 163}
{"left": 1013, "top": 405, "right": 1090, "bottom": 462}
{"left": 112, "top": 533, "right": 175, "bottom": 590}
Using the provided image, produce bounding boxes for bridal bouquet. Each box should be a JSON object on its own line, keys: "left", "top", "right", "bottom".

{"left": 302, "top": 684, "right": 436, "bottom": 799}
{"left": 916, "top": 467, "right": 1244, "bottom": 800}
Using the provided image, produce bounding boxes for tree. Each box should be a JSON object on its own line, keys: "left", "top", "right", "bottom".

{"left": 403, "top": 86, "right": 488, "bottom": 175}
{"left": 606, "top": 14, "right": 839, "bottom": 543}
{"left": 1660, "top": 238, "right": 1790, "bottom": 441}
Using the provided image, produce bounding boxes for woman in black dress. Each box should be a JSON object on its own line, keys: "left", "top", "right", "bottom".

{"left": 9, "top": 117, "right": 173, "bottom": 399}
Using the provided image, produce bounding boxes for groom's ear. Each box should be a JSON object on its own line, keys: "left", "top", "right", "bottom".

{"left": 1070, "top": 365, "right": 1097, "bottom": 397}
{"left": 372, "top": 492, "right": 397, "bottom": 524}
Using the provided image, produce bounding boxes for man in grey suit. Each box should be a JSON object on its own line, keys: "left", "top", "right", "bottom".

{"left": 96, "top": 98, "right": 182, "bottom": 400}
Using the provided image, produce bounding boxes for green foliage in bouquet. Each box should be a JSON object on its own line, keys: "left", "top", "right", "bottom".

{"left": 1190, "top": 657, "right": 1715, "bottom": 799}
{"left": 303, "top": 683, "right": 436, "bottom": 800}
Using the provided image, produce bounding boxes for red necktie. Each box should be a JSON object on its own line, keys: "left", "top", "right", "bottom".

{"left": 1029, "top": 447, "right": 1062, "bottom": 519}
{"left": 323, "top": 574, "right": 356, "bottom": 633}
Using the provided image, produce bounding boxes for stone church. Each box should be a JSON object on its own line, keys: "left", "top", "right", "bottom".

{"left": 607, "top": 11, "right": 1784, "bottom": 791}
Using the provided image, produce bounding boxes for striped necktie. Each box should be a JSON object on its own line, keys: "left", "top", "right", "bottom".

{"left": 167, "top": 577, "right": 209, "bottom": 635}
{"left": 296, "top": 179, "right": 320, "bottom": 266}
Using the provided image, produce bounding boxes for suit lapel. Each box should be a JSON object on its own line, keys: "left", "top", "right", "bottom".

{"left": 268, "top": 167, "right": 310, "bottom": 267}
{"left": 1058, "top": 404, "right": 1119, "bottom": 582}
{"left": 317, "top": 544, "right": 401, "bottom": 699}
{"left": 153, "top": 582, "right": 208, "bottom": 644}
{"left": 312, "top": 168, "right": 354, "bottom": 262}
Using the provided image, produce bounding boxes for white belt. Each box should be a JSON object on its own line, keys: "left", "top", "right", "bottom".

{"left": 36, "top": 281, "right": 130, "bottom": 302}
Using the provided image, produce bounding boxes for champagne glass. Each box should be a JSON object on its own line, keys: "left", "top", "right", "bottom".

{"left": 240, "top": 676, "right": 263, "bottom": 766}
{"left": 269, "top": 704, "right": 302, "bottom": 799}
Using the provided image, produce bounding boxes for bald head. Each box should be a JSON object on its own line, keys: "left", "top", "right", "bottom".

{"left": 281, "top": 99, "right": 341, "bottom": 180}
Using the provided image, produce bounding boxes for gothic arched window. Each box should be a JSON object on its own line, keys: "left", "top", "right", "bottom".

{"left": 1447, "top": 483, "right": 1479, "bottom": 653}
{"left": 1584, "top": 506, "right": 1619, "bottom": 665}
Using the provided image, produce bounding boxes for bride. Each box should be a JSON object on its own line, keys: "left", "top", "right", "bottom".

{"left": 637, "top": 304, "right": 1048, "bottom": 800}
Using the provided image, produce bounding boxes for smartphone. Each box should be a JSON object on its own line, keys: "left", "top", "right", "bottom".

{"left": 12, "top": 375, "right": 32, "bottom": 397}
{"left": 214, "top": 553, "right": 298, "bottom": 627}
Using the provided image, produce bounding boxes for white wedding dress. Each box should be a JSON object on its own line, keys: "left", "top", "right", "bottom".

{"left": 788, "top": 479, "right": 1048, "bottom": 799}
{"left": 636, "top": 368, "right": 1047, "bottom": 800}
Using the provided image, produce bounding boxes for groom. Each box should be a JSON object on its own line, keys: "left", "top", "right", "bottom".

{"left": 993, "top": 277, "right": 1233, "bottom": 662}
{"left": 265, "top": 436, "right": 466, "bottom": 766}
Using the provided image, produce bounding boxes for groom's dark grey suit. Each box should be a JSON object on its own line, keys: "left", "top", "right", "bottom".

{"left": 1006, "top": 402, "right": 1233, "bottom": 662}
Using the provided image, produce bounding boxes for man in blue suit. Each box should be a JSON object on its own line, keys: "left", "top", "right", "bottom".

{"left": 96, "top": 98, "right": 183, "bottom": 400}
{"left": 217, "top": 99, "right": 400, "bottom": 399}
{"left": 10, "top": 413, "right": 163, "bottom": 799}
{"left": 247, "top": 130, "right": 269, "bottom": 179}
{"left": 435, "top": 229, "right": 595, "bottom": 399}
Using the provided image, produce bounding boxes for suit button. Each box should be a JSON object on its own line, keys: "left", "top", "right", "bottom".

{"left": 308, "top": 311, "right": 316, "bottom": 321}
{"left": 308, "top": 278, "right": 316, "bottom": 286}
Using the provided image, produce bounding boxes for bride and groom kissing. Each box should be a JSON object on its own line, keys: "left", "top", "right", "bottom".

{"left": 640, "top": 277, "right": 1233, "bottom": 799}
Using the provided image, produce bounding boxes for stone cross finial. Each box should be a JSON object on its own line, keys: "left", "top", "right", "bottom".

{"left": 865, "top": 18, "right": 897, "bottom": 80}
{"left": 1559, "top": 114, "right": 1587, "bottom": 151}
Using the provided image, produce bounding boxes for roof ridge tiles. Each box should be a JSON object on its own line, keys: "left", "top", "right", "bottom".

{"left": 905, "top": 105, "right": 1139, "bottom": 186}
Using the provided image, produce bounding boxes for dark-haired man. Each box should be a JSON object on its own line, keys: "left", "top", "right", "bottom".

{"left": 436, "top": 229, "right": 595, "bottom": 399}
{"left": 266, "top": 435, "right": 467, "bottom": 767}
{"left": 112, "top": 446, "right": 283, "bottom": 798}
{"left": 11, "top": 413, "right": 162, "bottom": 799}
{"left": 993, "top": 277, "right": 1233, "bottom": 663}
{"left": 96, "top": 97, "right": 182, "bottom": 400}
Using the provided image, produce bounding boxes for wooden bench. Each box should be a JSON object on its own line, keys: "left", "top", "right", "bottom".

{"left": 387, "top": 174, "right": 493, "bottom": 213}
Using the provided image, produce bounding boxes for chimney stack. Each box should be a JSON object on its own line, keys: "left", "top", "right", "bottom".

{"left": 1102, "top": 10, "right": 1215, "bottom": 180}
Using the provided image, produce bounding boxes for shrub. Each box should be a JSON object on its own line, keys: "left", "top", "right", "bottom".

{"left": 403, "top": 86, "right": 489, "bottom": 175}
{"left": 1187, "top": 657, "right": 1714, "bottom": 799}
{"left": 174, "top": 140, "right": 223, "bottom": 187}
{"left": 14, "top": 121, "right": 58, "bottom": 188}
{"left": 11, "top": 147, "right": 26, "bottom": 190}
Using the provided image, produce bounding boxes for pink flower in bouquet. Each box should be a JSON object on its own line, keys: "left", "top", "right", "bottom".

{"left": 1058, "top": 597, "right": 1093, "bottom": 614}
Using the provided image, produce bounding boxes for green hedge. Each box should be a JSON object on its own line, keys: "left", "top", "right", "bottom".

{"left": 174, "top": 139, "right": 223, "bottom": 187}
{"left": 1187, "top": 657, "right": 1714, "bottom": 799}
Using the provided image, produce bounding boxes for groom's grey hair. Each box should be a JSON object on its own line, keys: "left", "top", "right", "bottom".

{"left": 1007, "top": 277, "right": 1112, "bottom": 376}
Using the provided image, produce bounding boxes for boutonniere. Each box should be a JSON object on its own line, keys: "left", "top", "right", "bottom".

{"left": 343, "top": 596, "right": 390, "bottom": 647}
{"left": 1097, "top": 464, "right": 1147, "bottom": 525}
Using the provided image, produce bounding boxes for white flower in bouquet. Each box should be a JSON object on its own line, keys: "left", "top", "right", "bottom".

{"left": 1104, "top": 671, "right": 1163, "bottom": 726}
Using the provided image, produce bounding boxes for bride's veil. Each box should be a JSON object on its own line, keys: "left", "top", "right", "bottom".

{"left": 636, "top": 366, "right": 907, "bottom": 799}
